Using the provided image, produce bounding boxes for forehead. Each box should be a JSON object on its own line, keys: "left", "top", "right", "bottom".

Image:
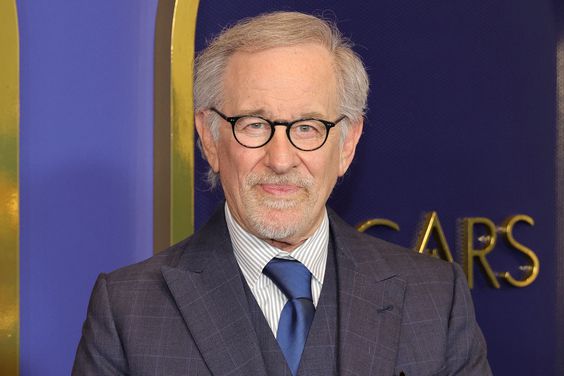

{"left": 222, "top": 44, "right": 338, "bottom": 117}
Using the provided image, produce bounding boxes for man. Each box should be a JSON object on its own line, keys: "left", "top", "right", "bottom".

{"left": 73, "top": 11, "right": 491, "bottom": 376}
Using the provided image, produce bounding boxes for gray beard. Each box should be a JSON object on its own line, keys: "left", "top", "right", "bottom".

{"left": 247, "top": 200, "right": 304, "bottom": 240}
{"left": 243, "top": 173, "right": 315, "bottom": 241}
{"left": 249, "top": 218, "right": 298, "bottom": 240}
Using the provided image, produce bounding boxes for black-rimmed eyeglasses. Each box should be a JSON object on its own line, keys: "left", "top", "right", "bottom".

{"left": 210, "top": 108, "right": 346, "bottom": 152}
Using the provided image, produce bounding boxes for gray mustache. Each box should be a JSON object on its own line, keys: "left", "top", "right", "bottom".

{"left": 246, "top": 174, "right": 314, "bottom": 189}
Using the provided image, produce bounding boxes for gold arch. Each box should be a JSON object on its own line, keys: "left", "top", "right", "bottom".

{"left": 0, "top": 0, "right": 20, "bottom": 374}
{"left": 154, "top": 0, "right": 199, "bottom": 251}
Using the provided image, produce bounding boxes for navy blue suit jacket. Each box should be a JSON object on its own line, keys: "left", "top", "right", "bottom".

{"left": 73, "top": 207, "right": 491, "bottom": 375}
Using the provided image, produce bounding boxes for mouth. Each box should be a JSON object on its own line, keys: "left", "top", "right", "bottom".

{"left": 259, "top": 183, "right": 301, "bottom": 195}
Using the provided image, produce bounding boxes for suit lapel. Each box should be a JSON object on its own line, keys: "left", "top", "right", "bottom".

{"left": 329, "top": 210, "right": 406, "bottom": 376}
{"left": 161, "top": 208, "right": 267, "bottom": 376}
{"left": 298, "top": 241, "right": 339, "bottom": 376}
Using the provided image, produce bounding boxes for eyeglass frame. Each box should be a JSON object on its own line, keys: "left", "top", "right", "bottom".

{"left": 209, "top": 107, "right": 346, "bottom": 152}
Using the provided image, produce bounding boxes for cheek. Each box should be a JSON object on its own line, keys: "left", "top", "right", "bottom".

{"left": 218, "top": 144, "right": 262, "bottom": 184}
{"left": 309, "top": 154, "right": 341, "bottom": 190}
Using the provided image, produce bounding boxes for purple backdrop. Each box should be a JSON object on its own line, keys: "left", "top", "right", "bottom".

{"left": 194, "top": 2, "right": 558, "bottom": 375}
{"left": 18, "top": 0, "right": 157, "bottom": 374}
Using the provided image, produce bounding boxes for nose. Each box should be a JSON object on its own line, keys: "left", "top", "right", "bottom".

{"left": 263, "top": 127, "right": 300, "bottom": 174}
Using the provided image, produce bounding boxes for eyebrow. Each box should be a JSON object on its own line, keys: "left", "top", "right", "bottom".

{"left": 236, "top": 108, "right": 329, "bottom": 120}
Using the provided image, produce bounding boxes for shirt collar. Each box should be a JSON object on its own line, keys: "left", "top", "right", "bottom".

{"left": 225, "top": 203, "right": 329, "bottom": 289}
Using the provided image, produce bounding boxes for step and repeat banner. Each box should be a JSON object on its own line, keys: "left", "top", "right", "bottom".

{"left": 10, "top": 0, "right": 562, "bottom": 375}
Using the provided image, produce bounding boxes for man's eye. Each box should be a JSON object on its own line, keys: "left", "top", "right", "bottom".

{"left": 293, "top": 122, "right": 323, "bottom": 135}
{"left": 237, "top": 120, "right": 269, "bottom": 134}
{"left": 247, "top": 122, "right": 266, "bottom": 130}
{"left": 297, "top": 124, "right": 315, "bottom": 133}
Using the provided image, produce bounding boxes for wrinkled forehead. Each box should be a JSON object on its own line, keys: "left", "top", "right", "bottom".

{"left": 221, "top": 44, "right": 339, "bottom": 117}
{"left": 224, "top": 43, "right": 337, "bottom": 83}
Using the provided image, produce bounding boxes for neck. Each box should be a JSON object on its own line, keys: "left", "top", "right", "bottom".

{"left": 265, "top": 238, "right": 307, "bottom": 253}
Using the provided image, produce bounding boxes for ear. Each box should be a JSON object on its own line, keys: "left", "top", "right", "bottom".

{"left": 195, "top": 111, "right": 219, "bottom": 173}
{"left": 338, "top": 118, "right": 363, "bottom": 177}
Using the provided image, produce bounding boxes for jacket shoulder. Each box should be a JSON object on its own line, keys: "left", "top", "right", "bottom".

{"left": 328, "top": 208, "right": 456, "bottom": 283}
{"left": 103, "top": 236, "right": 191, "bottom": 283}
{"left": 373, "top": 235, "right": 454, "bottom": 277}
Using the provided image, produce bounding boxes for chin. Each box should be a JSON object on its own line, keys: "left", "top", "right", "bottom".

{"left": 249, "top": 219, "right": 301, "bottom": 241}
{"left": 241, "top": 187, "right": 320, "bottom": 241}
{"left": 248, "top": 207, "right": 306, "bottom": 241}
{"left": 260, "top": 197, "right": 301, "bottom": 210}
{"left": 250, "top": 203, "right": 326, "bottom": 243}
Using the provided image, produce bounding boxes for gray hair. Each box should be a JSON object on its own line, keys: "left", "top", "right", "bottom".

{"left": 193, "top": 11, "right": 370, "bottom": 188}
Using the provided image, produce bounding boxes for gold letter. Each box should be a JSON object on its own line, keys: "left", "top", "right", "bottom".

{"left": 462, "top": 218, "right": 500, "bottom": 289}
{"left": 498, "top": 215, "right": 540, "bottom": 287}
{"left": 415, "top": 212, "right": 454, "bottom": 262}
{"left": 356, "top": 218, "right": 400, "bottom": 233}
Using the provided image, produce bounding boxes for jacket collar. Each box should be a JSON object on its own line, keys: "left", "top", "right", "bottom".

{"left": 161, "top": 206, "right": 268, "bottom": 375}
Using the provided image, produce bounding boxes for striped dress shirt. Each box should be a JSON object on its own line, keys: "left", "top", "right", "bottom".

{"left": 225, "top": 203, "right": 329, "bottom": 336}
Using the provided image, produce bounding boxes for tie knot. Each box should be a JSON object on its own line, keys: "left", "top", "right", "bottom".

{"left": 263, "top": 258, "right": 313, "bottom": 300}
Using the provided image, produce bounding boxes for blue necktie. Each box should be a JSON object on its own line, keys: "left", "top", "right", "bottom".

{"left": 263, "top": 258, "right": 315, "bottom": 376}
